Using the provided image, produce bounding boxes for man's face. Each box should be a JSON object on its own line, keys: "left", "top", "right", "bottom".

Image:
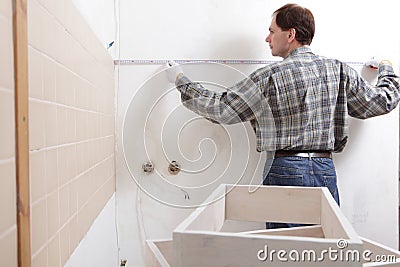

{"left": 265, "top": 15, "right": 290, "bottom": 58}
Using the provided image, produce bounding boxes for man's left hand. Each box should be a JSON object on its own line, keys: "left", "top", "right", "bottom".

{"left": 166, "top": 61, "right": 183, "bottom": 83}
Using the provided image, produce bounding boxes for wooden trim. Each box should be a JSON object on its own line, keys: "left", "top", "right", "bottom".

{"left": 12, "top": 0, "right": 31, "bottom": 266}
{"left": 320, "top": 188, "right": 358, "bottom": 240}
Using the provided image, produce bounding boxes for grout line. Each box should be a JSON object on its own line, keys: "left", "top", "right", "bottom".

{"left": 31, "top": 173, "right": 115, "bottom": 259}
{"left": 28, "top": 44, "right": 112, "bottom": 94}
{"left": 0, "top": 225, "right": 17, "bottom": 240}
{"left": 0, "top": 86, "right": 14, "bottom": 94}
{"left": 58, "top": 154, "right": 115, "bottom": 192}
{"left": 30, "top": 153, "right": 114, "bottom": 207}
{"left": 29, "top": 135, "right": 114, "bottom": 153}
{"left": 0, "top": 157, "right": 15, "bottom": 165}
{"left": 28, "top": 89, "right": 113, "bottom": 116}
{"left": 29, "top": 0, "right": 113, "bottom": 77}
{"left": 27, "top": 48, "right": 110, "bottom": 94}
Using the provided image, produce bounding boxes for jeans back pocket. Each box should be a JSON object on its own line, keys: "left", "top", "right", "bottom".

{"left": 266, "top": 172, "right": 304, "bottom": 186}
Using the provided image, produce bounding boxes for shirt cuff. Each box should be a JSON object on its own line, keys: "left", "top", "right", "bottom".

{"left": 378, "top": 63, "right": 394, "bottom": 73}
{"left": 175, "top": 75, "right": 192, "bottom": 93}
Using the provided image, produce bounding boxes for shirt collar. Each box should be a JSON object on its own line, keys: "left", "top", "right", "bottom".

{"left": 286, "top": 46, "right": 312, "bottom": 59}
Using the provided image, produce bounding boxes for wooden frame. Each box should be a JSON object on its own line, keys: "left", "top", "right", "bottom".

{"left": 146, "top": 184, "right": 400, "bottom": 266}
{"left": 173, "top": 184, "right": 362, "bottom": 267}
{"left": 13, "top": 0, "right": 31, "bottom": 266}
{"left": 146, "top": 236, "right": 400, "bottom": 267}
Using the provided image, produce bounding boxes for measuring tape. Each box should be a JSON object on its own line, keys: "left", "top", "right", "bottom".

{"left": 114, "top": 59, "right": 365, "bottom": 66}
{"left": 114, "top": 59, "right": 277, "bottom": 65}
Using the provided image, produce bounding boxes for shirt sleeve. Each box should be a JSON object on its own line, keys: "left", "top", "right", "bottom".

{"left": 175, "top": 73, "right": 264, "bottom": 124}
{"left": 346, "top": 63, "right": 400, "bottom": 119}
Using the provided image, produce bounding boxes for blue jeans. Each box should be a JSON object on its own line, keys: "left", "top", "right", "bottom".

{"left": 263, "top": 156, "right": 340, "bottom": 229}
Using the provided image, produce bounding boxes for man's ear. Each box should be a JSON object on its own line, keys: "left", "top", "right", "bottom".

{"left": 288, "top": 28, "right": 296, "bottom": 40}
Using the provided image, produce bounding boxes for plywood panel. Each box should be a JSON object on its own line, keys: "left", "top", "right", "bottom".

{"left": 225, "top": 185, "right": 321, "bottom": 225}
{"left": 172, "top": 185, "right": 363, "bottom": 267}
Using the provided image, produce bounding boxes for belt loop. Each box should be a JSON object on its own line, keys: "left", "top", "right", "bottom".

{"left": 308, "top": 152, "right": 311, "bottom": 160}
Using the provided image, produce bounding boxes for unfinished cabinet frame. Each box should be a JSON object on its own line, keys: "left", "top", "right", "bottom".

{"left": 146, "top": 184, "right": 400, "bottom": 267}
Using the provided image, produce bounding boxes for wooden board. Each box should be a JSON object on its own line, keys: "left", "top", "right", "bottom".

{"left": 225, "top": 185, "right": 322, "bottom": 224}
{"left": 174, "top": 230, "right": 362, "bottom": 267}
{"left": 142, "top": 184, "right": 400, "bottom": 266}
{"left": 13, "top": 0, "right": 31, "bottom": 266}
{"left": 320, "top": 188, "right": 358, "bottom": 239}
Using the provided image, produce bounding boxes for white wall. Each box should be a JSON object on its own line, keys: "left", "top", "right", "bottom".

{"left": 72, "top": 0, "right": 118, "bottom": 58}
{"left": 117, "top": 1, "right": 399, "bottom": 266}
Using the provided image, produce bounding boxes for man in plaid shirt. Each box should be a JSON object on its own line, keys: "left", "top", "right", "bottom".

{"left": 167, "top": 4, "right": 400, "bottom": 228}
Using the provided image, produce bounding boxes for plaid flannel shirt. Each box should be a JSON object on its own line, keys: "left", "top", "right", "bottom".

{"left": 176, "top": 46, "right": 400, "bottom": 152}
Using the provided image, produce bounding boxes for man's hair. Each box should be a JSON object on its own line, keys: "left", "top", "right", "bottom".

{"left": 274, "top": 3, "right": 315, "bottom": 45}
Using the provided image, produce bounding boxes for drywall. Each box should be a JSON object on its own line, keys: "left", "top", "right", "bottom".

{"left": 116, "top": 1, "right": 399, "bottom": 265}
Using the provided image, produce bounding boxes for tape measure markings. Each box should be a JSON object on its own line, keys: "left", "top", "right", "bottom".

{"left": 114, "top": 59, "right": 277, "bottom": 65}
{"left": 114, "top": 59, "right": 365, "bottom": 66}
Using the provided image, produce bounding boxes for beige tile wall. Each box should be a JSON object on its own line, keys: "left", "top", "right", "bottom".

{"left": 0, "top": 0, "right": 18, "bottom": 266}
{"left": 27, "top": 0, "right": 115, "bottom": 266}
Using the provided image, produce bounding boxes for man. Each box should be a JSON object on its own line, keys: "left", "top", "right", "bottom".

{"left": 166, "top": 4, "right": 400, "bottom": 228}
